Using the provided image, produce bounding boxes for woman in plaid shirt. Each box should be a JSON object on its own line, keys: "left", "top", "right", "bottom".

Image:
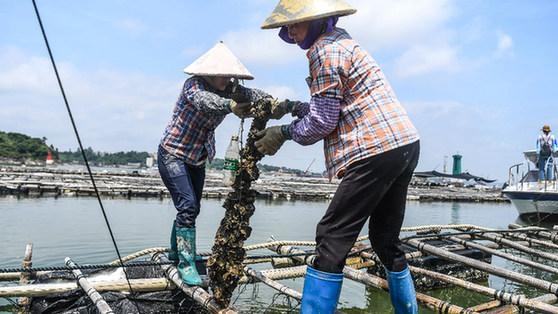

{"left": 257, "top": 1, "right": 420, "bottom": 313}
{"left": 159, "top": 42, "right": 271, "bottom": 286}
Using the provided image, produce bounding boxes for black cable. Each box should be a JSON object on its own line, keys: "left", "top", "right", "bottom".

{"left": 30, "top": 1, "right": 140, "bottom": 310}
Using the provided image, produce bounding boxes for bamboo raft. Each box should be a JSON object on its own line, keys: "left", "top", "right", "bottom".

{"left": 0, "top": 166, "right": 507, "bottom": 202}
{"left": 3, "top": 223, "right": 558, "bottom": 313}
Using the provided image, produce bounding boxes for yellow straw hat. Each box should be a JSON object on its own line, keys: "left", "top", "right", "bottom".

{"left": 261, "top": 0, "right": 356, "bottom": 29}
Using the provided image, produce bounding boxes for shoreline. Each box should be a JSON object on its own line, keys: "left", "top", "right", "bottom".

{"left": 0, "top": 166, "right": 508, "bottom": 203}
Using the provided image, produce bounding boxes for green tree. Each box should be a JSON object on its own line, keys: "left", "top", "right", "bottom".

{"left": 0, "top": 131, "right": 50, "bottom": 160}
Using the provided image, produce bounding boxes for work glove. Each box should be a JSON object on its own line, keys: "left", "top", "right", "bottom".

{"left": 229, "top": 100, "right": 253, "bottom": 118}
{"left": 270, "top": 99, "right": 303, "bottom": 120}
{"left": 254, "top": 126, "right": 287, "bottom": 156}
{"left": 270, "top": 99, "right": 291, "bottom": 120}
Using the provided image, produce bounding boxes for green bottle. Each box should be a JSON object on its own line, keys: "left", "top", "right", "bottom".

{"left": 223, "top": 135, "right": 240, "bottom": 186}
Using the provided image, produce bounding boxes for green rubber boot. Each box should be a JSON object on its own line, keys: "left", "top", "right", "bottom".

{"left": 168, "top": 220, "right": 178, "bottom": 263}
{"left": 175, "top": 227, "right": 202, "bottom": 286}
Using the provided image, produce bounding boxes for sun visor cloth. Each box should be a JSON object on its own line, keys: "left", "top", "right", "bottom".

{"left": 278, "top": 16, "right": 338, "bottom": 49}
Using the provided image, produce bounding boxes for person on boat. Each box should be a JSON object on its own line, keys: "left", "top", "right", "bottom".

{"left": 158, "top": 42, "right": 272, "bottom": 286}
{"left": 537, "top": 124, "right": 558, "bottom": 181}
{"left": 256, "top": 1, "right": 421, "bottom": 313}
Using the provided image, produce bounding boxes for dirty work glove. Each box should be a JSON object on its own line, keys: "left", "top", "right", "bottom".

{"left": 270, "top": 99, "right": 299, "bottom": 120}
{"left": 254, "top": 126, "right": 287, "bottom": 155}
{"left": 270, "top": 99, "right": 289, "bottom": 120}
{"left": 229, "top": 100, "right": 253, "bottom": 118}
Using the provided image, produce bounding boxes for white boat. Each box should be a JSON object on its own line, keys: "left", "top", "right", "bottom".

{"left": 502, "top": 150, "right": 558, "bottom": 217}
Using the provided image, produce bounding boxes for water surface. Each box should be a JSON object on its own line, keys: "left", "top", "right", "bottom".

{"left": 0, "top": 197, "right": 547, "bottom": 313}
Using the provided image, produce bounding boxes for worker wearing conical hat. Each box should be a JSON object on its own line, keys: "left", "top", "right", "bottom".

{"left": 158, "top": 42, "right": 272, "bottom": 286}
{"left": 256, "top": 1, "right": 420, "bottom": 312}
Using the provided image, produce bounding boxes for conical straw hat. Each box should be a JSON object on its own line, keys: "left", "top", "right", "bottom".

{"left": 261, "top": 0, "right": 356, "bottom": 29}
{"left": 183, "top": 41, "right": 254, "bottom": 80}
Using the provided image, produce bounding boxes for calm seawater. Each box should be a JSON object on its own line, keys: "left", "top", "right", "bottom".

{"left": 0, "top": 197, "right": 551, "bottom": 313}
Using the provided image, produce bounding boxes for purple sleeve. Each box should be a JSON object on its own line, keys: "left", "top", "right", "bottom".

{"left": 288, "top": 96, "right": 340, "bottom": 145}
{"left": 292, "top": 102, "right": 310, "bottom": 118}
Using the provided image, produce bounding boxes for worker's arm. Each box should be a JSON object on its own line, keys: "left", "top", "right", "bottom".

{"left": 291, "top": 102, "right": 310, "bottom": 118}
{"left": 232, "top": 84, "right": 312, "bottom": 120}
{"left": 284, "top": 96, "right": 340, "bottom": 145}
{"left": 268, "top": 100, "right": 309, "bottom": 120}
{"left": 183, "top": 79, "right": 233, "bottom": 115}
{"left": 285, "top": 43, "right": 344, "bottom": 145}
{"left": 231, "top": 84, "right": 272, "bottom": 103}
{"left": 254, "top": 44, "right": 346, "bottom": 154}
{"left": 253, "top": 95, "right": 339, "bottom": 155}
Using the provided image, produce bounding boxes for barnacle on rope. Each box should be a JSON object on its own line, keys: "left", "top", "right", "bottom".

{"left": 207, "top": 97, "right": 273, "bottom": 307}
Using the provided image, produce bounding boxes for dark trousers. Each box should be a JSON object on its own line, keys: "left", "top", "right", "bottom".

{"left": 158, "top": 146, "right": 206, "bottom": 228}
{"left": 314, "top": 141, "right": 420, "bottom": 273}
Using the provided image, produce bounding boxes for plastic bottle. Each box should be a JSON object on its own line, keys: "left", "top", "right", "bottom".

{"left": 223, "top": 135, "right": 240, "bottom": 186}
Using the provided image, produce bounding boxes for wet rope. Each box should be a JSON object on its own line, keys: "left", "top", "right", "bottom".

{"left": 30, "top": 0, "right": 139, "bottom": 308}
{"left": 243, "top": 240, "right": 318, "bottom": 251}
{"left": 4, "top": 224, "right": 543, "bottom": 274}
{"left": 399, "top": 228, "right": 551, "bottom": 242}
{"left": 109, "top": 247, "right": 169, "bottom": 265}
{"left": 0, "top": 252, "right": 315, "bottom": 274}
{"left": 105, "top": 225, "right": 548, "bottom": 263}
{"left": 106, "top": 241, "right": 320, "bottom": 264}
{"left": 0, "top": 261, "right": 175, "bottom": 274}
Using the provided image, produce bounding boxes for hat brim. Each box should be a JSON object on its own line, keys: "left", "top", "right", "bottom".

{"left": 183, "top": 70, "right": 254, "bottom": 80}
{"left": 261, "top": 9, "right": 356, "bottom": 29}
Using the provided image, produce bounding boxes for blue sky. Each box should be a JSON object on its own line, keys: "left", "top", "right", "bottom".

{"left": 1, "top": 0, "right": 557, "bottom": 180}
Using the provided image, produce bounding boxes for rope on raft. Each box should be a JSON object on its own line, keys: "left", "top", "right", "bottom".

{"left": 1, "top": 224, "right": 545, "bottom": 277}
{"left": 5, "top": 223, "right": 558, "bottom": 312}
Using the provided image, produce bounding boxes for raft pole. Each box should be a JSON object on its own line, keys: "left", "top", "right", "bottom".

{"left": 3, "top": 224, "right": 558, "bottom": 313}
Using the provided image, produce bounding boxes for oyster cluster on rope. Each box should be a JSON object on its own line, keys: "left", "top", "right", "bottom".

{"left": 207, "top": 98, "right": 272, "bottom": 307}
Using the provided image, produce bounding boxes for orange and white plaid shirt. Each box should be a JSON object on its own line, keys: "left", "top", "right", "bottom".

{"left": 307, "top": 28, "right": 419, "bottom": 179}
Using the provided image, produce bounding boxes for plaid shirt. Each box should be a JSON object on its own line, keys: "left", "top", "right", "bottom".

{"left": 160, "top": 76, "right": 269, "bottom": 166}
{"left": 305, "top": 28, "right": 420, "bottom": 179}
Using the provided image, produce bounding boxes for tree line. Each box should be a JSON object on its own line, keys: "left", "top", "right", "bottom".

{"left": 58, "top": 148, "right": 150, "bottom": 165}
{"left": 0, "top": 131, "right": 51, "bottom": 160}
{"left": 0, "top": 131, "right": 149, "bottom": 165}
{"left": 0, "top": 131, "right": 316, "bottom": 174}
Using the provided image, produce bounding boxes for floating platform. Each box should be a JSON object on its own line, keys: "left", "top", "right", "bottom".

{"left": 0, "top": 166, "right": 507, "bottom": 202}
{"left": 3, "top": 224, "right": 558, "bottom": 313}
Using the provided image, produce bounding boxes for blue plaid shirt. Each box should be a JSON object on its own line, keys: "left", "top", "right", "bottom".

{"left": 160, "top": 76, "right": 269, "bottom": 166}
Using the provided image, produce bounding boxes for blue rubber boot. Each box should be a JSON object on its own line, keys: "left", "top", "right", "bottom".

{"left": 168, "top": 220, "right": 178, "bottom": 263}
{"left": 175, "top": 227, "right": 202, "bottom": 286}
{"left": 386, "top": 266, "right": 418, "bottom": 314}
{"left": 301, "top": 266, "right": 343, "bottom": 314}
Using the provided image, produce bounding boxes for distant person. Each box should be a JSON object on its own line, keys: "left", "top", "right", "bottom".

{"left": 158, "top": 42, "right": 272, "bottom": 286}
{"left": 537, "top": 125, "right": 557, "bottom": 181}
{"left": 256, "top": 1, "right": 420, "bottom": 313}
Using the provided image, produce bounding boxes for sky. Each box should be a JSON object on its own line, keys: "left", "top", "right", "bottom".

{"left": 1, "top": 0, "right": 557, "bottom": 181}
